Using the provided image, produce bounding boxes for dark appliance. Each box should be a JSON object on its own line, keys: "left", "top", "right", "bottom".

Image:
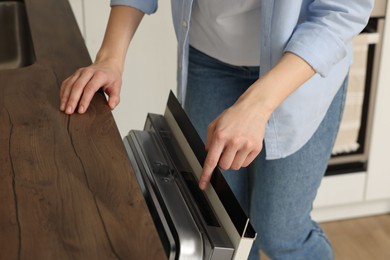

{"left": 124, "top": 92, "right": 256, "bottom": 260}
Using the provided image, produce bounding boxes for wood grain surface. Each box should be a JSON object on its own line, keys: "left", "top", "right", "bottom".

{"left": 0, "top": 0, "right": 166, "bottom": 259}
{"left": 321, "top": 214, "right": 390, "bottom": 260}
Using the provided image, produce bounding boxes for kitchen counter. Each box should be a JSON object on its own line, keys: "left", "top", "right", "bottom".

{"left": 0, "top": 0, "right": 165, "bottom": 259}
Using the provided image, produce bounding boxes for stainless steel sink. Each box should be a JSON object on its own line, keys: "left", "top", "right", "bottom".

{"left": 0, "top": 0, "right": 35, "bottom": 70}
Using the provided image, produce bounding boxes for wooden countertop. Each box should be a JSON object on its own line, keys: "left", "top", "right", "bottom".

{"left": 0, "top": 0, "right": 166, "bottom": 259}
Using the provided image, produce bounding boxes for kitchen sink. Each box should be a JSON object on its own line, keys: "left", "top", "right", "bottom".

{"left": 0, "top": 0, "right": 35, "bottom": 70}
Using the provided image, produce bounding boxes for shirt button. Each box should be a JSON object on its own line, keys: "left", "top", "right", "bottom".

{"left": 182, "top": 20, "right": 187, "bottom": 28}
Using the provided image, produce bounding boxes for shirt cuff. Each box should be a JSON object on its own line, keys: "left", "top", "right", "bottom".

{"left": 110, "top": 0, "right": 157, "bottom": 15}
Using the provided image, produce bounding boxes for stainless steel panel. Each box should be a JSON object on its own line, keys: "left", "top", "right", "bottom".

{"left": 124, "top": 113, "right": 236, "bottom": 259}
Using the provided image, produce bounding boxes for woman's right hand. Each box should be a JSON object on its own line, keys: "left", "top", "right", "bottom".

{"left": 59, "top": 60, "right": 122, "bottom": 115}
{"left": 59, "top": 6, "right": 145, "bottom": 115}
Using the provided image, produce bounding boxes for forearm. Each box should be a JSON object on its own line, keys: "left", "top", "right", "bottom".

{"left": 95, "top": 6, "right": 144, "bottom": 72}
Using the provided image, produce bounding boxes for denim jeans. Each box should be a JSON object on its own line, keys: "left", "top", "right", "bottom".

{"left": 184, "top": 46, "right": 347, "bottom": 259}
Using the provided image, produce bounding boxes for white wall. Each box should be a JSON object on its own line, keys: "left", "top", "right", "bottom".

{"left": 70, "top": 0, "right": 177, "bottom": 137}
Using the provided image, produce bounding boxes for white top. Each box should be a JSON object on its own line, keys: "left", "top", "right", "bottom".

{"left": 189, "top": 0, "right": 261, "bottom": 66}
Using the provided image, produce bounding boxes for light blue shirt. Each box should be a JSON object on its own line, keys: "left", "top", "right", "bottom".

{"left": 111, "top": 0, "right": 373, "bottom": 159}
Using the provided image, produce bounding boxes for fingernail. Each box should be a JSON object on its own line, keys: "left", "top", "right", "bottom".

{"left": 66, "top": 106, "right": 72, "bottom": 114}
{"left": 109, "top": 100, "right": 117, "bottom": 110}
{"left": 199, "top": 181, "right": 207, "bottom": 190}
{"left": 78, "top": 105, "right": 84, "bottom": 114}
{"left": 60, "top": 103, "right": 65, "bottom": 111}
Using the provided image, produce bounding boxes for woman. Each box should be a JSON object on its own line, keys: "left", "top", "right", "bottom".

{"left": 60, "top": 1, "right": 373, "bottom": 259}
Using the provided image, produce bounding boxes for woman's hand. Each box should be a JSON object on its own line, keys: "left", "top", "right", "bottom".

{"left": 60, "top": 61, "right": 122, "bottom": 114}
{"left": 59, "top": 6, "right": 144, "bottom": 115}
{"left": 198, "top": 52, "right": 316, "bottom": 190}
{"left": 199, "top": 98, "right": 268, "bottom": 190}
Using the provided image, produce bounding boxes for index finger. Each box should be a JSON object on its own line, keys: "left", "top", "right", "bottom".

{"left": 199, "top": 141, "right": 224, "bottom": 190}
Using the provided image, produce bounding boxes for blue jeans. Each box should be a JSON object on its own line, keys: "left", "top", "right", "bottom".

{"left": 184, "top": 46, "right": 347, "bottom": 259}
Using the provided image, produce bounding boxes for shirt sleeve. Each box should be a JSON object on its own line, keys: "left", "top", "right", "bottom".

{"left": 110, "top": 0, "right": 158, "bottom": 15}
{"left": 285, "top": 0, "right": 374, "bottom": 77}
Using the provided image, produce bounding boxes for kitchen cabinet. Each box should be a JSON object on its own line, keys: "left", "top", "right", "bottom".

{"left": 69, "top": 0, "right": 390, "bottom": 222}
{"left": 365, "top": 4, "right": 390, "bottom": 201}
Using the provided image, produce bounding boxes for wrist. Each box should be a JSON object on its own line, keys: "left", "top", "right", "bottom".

{"left": 235, "top": 82, "right": 275, "bottom": 124}
{"left": 95, "top": 50, "right": 124, "bottom": 73}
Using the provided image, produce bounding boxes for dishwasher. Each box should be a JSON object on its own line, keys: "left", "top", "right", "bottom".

{"left": 123, "top": 91, "right": 256, "bottom": 260}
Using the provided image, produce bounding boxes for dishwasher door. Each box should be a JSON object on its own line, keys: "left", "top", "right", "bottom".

{"left": 123, "top": 91, "right": 256, "bottom": 260}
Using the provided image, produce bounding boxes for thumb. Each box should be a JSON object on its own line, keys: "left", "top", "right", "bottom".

{"left": 105, "top": 86, "right": 121, "bottom": 110}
